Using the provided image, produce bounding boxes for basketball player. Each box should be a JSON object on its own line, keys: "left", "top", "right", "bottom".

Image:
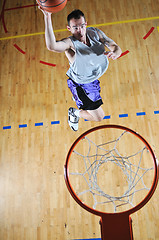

{"left": 40, "top": 8, "right": 122, "bottom": 131}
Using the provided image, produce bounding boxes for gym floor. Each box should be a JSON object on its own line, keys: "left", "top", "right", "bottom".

{"left": 0, "top": 0, "right": 159, "bottom": 239}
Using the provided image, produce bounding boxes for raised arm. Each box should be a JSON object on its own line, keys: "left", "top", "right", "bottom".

{"left": 41, "top": 9, "right": 72, "bottom": 52}
{"left": 95, "top": 28, "right": 122, "bottom": 60}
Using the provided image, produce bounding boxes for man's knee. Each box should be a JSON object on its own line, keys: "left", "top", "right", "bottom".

{"left": 95, "top": 115, "right": 104, "bottom": 121}
{"left": 94, "top": 112, "right": 105, "bottom": 121}
{"left": 87, "top": 107, "right": 105, "bottom": 122}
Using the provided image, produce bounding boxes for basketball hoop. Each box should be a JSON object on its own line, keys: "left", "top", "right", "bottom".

{"left": 64, "top": 125, "right": 158, "bottom": 240}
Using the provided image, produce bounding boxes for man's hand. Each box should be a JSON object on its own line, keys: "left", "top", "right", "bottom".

{"left": 37, "top": 1, "right": 52, "bottom": 16}
{"left": 104, "top": 51, "right": 120, "bottom": 60}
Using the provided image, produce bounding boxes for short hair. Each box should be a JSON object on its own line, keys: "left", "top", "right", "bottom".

{"left": 67, "top": 9, "right": 86, "bottom": 26}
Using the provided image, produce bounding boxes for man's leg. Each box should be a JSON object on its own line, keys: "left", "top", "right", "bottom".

{"left": 79, "top": 106, "right": 105, "bottom": 121}
{"left": 68, "top": 106, "right": 105, "bottom": 131}
{"left": 67, "top": 79, "right": 104, "bottom": 130}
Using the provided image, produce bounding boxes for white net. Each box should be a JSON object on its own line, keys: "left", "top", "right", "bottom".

{"left": 68, "top": 128, "right": 155, "bottom": 213}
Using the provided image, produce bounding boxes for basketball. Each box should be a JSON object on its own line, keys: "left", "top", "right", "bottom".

{"left": 37, "top": 0, "right": 67, "bottom": 13}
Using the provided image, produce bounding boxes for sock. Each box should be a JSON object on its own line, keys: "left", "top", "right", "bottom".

{"left": 74, "top": 109, "right": 80, "bottom": 117}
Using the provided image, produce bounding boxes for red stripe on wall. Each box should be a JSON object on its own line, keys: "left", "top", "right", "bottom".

{"left": 0, "top": 0, "right": 8, "bottom": 33}
{"left": 143, "top": 27, "right": 155, "bottom": 40}
{"left": 14, "top": 44, "right": 26, "bottom": 54}
{"left": 4, "top": 4, "right": 38, "bottom": 11}
{"left": 40, "top": 61, "right": 56, "bottom": 67}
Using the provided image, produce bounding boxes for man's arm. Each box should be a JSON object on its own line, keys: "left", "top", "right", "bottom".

{"left": 95, "top": 28, "right": 122, "bottom": 60}
{"left": 42, "top": 10, "right": 72, "bottom": 52}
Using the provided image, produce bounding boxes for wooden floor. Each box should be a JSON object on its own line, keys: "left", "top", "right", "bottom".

{"left": 0, "top": 0, "right": 159, "bottom": 239}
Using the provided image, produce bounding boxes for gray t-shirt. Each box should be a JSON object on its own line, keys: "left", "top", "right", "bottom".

{"left": 66, "top": 27, "right": 109, "bottom": 84}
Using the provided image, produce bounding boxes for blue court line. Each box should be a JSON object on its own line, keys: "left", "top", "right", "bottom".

{"left": 72, "top": 239, "right": 101, "bottom": 240}
{"left": 72, "top": 238, "right": 101, "bottom": 240}
{"left": 154, "top": 110, "right": 159, "bottom": 114}
{"left": 136, "top": 112, "right": 146, "bottom": 116}
{"left": 85, "top": 115, "right": 111, "bottom": 121}
{"left": 2, "top": 110, "right": 159, "bottom": 130}
{"left": 35, "top": 122, "right": 43, "bottom": 126}
{"left": 2, "top": 121, "right": 60, "bottom": 129}
{"left": 103, "top": 115, "right": 111, "bottom": 119}
{"left": 19, "top": 124, "right": 27, "bottom": 128}
{"left": 119, "top": 113, "right": 128, "bottom": 118}
{"left": 3, "top": 126, "right": 11, "bottom": 130}
{"left": 51, "top": 120, "right": 60, "bottom": 125}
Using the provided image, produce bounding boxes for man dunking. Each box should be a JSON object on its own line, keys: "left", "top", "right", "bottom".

{"left": 40, "top": 9, "right": 122, "bottom": 131}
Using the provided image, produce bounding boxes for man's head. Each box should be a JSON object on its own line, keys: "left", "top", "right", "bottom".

{"left": 67, "top": 9, "right": 87, "bottom": 43}
{"left": 67, "top": 9, "right": 86, "bottom": 26}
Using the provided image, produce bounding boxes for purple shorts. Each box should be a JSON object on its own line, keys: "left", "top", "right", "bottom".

{"left": 67, "top": 79, "right": 103, "bottom": 110}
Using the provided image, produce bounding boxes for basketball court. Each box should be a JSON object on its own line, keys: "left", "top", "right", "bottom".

{"left": 0, "top": 0, "right": 159, "bottom": 239}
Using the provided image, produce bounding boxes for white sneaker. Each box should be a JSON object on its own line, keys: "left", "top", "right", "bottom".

{"left": 68, "top": 107, "right": 79, "bottom": 131}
